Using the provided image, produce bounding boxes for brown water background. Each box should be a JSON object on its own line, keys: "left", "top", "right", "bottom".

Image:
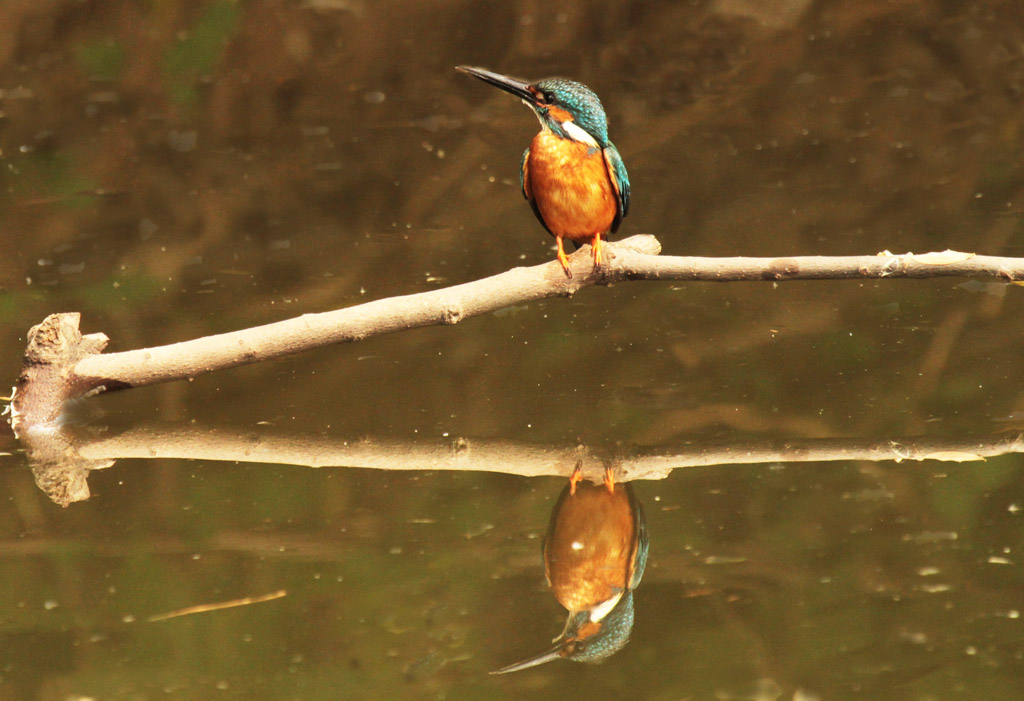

{"left": 1, "top": 1, "right": 1023, "bottom": 698}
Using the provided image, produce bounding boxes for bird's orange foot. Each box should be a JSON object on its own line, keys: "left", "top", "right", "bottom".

{"left": 603, "top": 466, "right": 615, "bottom": 494}
{"left": 556, "top": 236, "right": 573, "bottom": 279}
{"left": 569, "top": 461, "right": 583, "bottom": 496}
{"left": 591, "top": 234, "right": 604, "bottom": 268}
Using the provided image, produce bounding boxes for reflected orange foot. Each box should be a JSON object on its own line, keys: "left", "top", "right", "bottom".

{"left": 556, "top": 236, "right": 573, "bottom": 279}
{"left": 569, "top": 462, "right": 583, "bottom": 496}
{"left": 603, "top": 466, "right": 615, "bottom": 494}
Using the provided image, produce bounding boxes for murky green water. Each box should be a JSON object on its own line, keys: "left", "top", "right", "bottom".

{"left": 2, "top": 1, "right": 1023, "bottom": 698}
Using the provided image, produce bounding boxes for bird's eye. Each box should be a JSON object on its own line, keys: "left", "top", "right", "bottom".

{"left": 542, "top": 91, "right": 555, "bottom": 103}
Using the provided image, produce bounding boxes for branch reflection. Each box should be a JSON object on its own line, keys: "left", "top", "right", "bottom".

{"left": 13, "top": 422, "right": 1024, "bottom": 506}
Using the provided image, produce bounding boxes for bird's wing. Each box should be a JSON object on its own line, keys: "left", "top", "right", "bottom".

{"left": 519, "top": 146, "right": 530, "bottom": 201}
{"left": 521, "top": 145, "right": 554, "bottom": 236}
{"left": 602, "top": 143, "right": 631, "bottom": 233}
{"left": 627, "top": 494, "right": 649, "bottom": 591}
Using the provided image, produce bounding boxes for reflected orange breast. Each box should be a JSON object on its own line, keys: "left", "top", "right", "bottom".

{"left": 544, "top": 484, "right": 636, "bottom": 613}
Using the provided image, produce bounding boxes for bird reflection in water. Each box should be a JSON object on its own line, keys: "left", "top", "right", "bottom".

{"left": 493, "top": 463, "right": 648, "bottom": 673}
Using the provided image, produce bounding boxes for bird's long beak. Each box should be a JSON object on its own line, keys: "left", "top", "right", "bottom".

{"left": 489, "top": 645, "right": 564, "bottom": 675}
{"left": 456, "top": 66, "right": 537, "bottom": 104}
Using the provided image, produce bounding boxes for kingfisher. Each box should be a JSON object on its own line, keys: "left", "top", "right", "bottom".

{"left": 456, "top": 66, "right": 630, "bottom": 278}
{"left": 492, "top": 477, "right": 648, "bottom": 674}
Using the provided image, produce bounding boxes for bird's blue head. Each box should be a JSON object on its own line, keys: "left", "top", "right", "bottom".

{"left": 530, "top": 77, "right": 609, "bottom": 145}
{"left": 489, "top": 591, "right": 637, "bottom": 674}
{"left": 457, "top": 66, "right": 611, "bottom": 147}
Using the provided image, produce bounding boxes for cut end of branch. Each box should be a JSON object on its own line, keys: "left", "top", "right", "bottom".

{"left": 11, "top": 313, "right": 109, "bottom": 433}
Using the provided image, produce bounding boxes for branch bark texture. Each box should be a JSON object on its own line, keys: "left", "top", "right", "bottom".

{"left": 10, "top": 237, "right": 1024, "bottom": 429}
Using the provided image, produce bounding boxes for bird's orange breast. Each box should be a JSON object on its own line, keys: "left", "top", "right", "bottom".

{"left": 524, "top": 131, "right": 618, "bottom": 242}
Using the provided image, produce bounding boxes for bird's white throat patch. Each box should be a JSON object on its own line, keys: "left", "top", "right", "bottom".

{"left": 561, "top": 120, "right": 599, "bottom": 147}
{"left": 588, "top": 590, "right": 625, "bottom": 623}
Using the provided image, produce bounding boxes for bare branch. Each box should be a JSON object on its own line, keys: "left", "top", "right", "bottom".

{"left": 618, "top": 247, "right": 1024, "bottom": 282}
{"left": 10, "top": 236, "right": 1023, "bottom": 430}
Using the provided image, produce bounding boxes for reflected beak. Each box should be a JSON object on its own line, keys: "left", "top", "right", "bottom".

{"left": 489, "top": 645, "right": 564, "bottom": 675}
{"left": 456, "top": 66, "right": 537, "bottom": 105}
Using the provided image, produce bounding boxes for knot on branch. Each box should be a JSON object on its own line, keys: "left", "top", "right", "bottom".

{"left": 764, "top": 258, "right": 801, "bottom": 280}
{"left": 442, "top": 303, "right": 464, "bottom": 325}
{"left": 616, "top": 234, "right": 662, "bottom": 256}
